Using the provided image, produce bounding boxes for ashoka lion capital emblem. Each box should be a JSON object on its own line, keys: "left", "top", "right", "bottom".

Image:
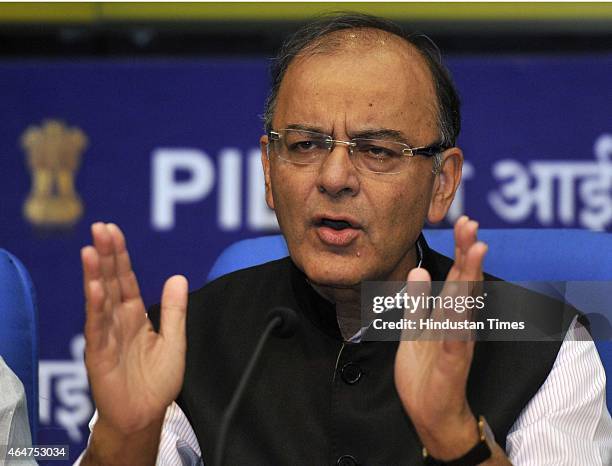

{"left": 21, "top": 120, "right": 88, "bottom": 227}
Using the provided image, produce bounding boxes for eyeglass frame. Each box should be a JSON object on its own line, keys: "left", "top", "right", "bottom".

{"left": 266, "top": 128, "right": 448, "bottom": 174}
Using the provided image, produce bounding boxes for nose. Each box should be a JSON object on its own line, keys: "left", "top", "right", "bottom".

{"left": 315, "top": 142, "right": 360, "bottom": 198}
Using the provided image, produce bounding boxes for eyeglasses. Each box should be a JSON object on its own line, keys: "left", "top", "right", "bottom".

{"left": 268, "top": 128, "right": 446, "bottom": 175}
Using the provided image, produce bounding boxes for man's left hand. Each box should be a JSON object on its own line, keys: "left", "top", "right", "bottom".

{"left": 394, "top": 216, "right": 490, "bottom": 461}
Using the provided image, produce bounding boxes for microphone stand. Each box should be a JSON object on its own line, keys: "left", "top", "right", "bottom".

{"left": 213, "top": 307, "right": 297, "bottom": 466}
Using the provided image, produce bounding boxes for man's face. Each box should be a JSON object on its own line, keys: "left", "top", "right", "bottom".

{"left": 261, "top": 34, "right": 453, "bottom": 288}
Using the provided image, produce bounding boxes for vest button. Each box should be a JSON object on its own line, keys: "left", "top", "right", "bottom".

{"left": 336, "top": 454, "right": 358, "bottom": 466}
{"left": 340, "top": 362, "right": 362, "bottom": 385}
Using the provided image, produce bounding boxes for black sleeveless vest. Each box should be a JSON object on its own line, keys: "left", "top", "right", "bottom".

{"left": 149, "top": 242, "right": 577, "bottom": 466}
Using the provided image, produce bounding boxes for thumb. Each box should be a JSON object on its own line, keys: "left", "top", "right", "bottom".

{"left": 406, "top": 266, "right": 431, "bottom": 284}
{"left": 160, "top": 275, "right": 188, "bottom": 347}
{"left": 406, "top": 267, "right": 432, "bottom": 309}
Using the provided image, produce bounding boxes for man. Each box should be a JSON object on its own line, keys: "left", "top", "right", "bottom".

{"left": 77, "top": 13, "right": 611, "bottom": 465}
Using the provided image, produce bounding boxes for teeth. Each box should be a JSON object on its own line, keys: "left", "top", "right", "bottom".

{"left": 322, "top": 219, "right": 352, "bottom": 230}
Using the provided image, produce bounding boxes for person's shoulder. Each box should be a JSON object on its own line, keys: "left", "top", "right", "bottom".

{"left": 147, "top": 257, "right": 293, "bottom": 331}
{"left": 0, "top": 356, "right": 25, "bottom": 406}
{"left": 190, "top": 256, "right": 293, "bottom": 304}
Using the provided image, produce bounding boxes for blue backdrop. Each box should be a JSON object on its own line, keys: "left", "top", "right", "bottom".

{"left": 0, "top": 55, "right": 611, "bottom": 463}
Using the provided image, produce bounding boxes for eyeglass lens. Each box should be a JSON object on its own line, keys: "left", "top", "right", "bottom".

{"left": 272, "top": 129, "right": 412, "bottom": 174}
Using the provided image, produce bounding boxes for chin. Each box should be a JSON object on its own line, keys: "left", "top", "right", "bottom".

{"left": 299, "top": 254, "right": 367, "bottom": 289}
{"left": 310, "top": 275, "right": 361, "bottom": 289}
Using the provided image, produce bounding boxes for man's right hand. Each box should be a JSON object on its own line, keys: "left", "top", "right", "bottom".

{"left": 80, "top": 222, "right": 188, "bottom": 464}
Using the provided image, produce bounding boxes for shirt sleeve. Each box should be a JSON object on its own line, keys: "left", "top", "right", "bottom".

{"left": 156, "top": 402, "right": 202, "bottom": 466}
{"left": 506, "top": 317, "right": 612, "bottom": 465}
{"left": 0, "top": 356, "right": 37, "bottom": 466}
{"left": 73, "top": 402, "right": 202, "bottom": 466}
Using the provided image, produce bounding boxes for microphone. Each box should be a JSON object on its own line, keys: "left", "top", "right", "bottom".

{"left": 266, "top": 306, "right": 300, "bottom": 338}
{"left": 213, "top": 306, "right": 299, "bottom": 466}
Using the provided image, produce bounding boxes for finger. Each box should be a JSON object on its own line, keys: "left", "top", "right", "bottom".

{"left": 459, "top": 220, "right": 478, "bottom": 256}
{"left": 82, "top": 246, "right": 111, "bottom": 350}
{"left": 107, "top": 223, "right": 142, "bottom": 302}
{"left": 447, "top": 217, "right": 474, "bottom": 281}
{"left": 83, "top": 277, "right": 108, "bottom": 353}
{"left": 459, "top": 242, "right": 487, "bottom": 304}
{"left": 445, "top": 242, "right": 488, "bottom": 346}
{"left": 455, "top": 219, "right": 478, "bottom": 275}
{"left": 459, "top": 241, "right": 488, "bottom": 282}
{"left": 405, "top": 267, "right": 433, "bottom": 340}
{"left": 447, "top": 238, "right": 487, "bottom": 298}
{"left": 453, "top": 215, "right": 469, "bottom": 270}
{"left": 91, "top": 223, "right": 122, "bottom": 305}
{"left": 443, "top": 235, "right": 482, "bottom": 300}
{"left": 82, "top": 241, "right": 116, "bottom": 317}
{"left": 159, "top": 275, "right": 188, "bottom": 349}
{"left": 81, "top": 245, "right": 102, "bottom": 297}
{"left": 81, "top": 245, "right": 112, "bottom": 313}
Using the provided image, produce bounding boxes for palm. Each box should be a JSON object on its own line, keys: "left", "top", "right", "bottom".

{"left": 395, "top": 327, "right": 473, "bottom": 427}
{"left": 81, "top": 223, "right": 188, "bottom": 434}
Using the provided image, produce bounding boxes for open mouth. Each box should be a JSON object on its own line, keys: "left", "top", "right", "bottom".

{"left": 320, "top": 218, "right": 355, "bottom": 230}
{"left": 314, "top": 216, "right": 362, "bottom": 246}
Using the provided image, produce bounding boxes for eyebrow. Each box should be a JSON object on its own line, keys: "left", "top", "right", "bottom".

{"left": 350, "top": 128, "right": 410, "bottom": 144}
{"left": 285, "top": 124, "right": 412, "bottom": 145}
{"left": 285, "top": 123, "right": 327, "bottom": 133}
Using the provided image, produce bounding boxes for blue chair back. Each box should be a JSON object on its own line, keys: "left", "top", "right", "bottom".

{"left": 0, "top": 249, "right": 38, "bottom": 441}
{"left": 208, "top": 229, "right": 612, "bottom": 411}
{"left": 208, "top": 229, "right": 612, "bottom": 281}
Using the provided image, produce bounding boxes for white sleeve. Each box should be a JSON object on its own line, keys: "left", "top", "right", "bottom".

{"left": 156, "top": 402, "right": 201, "bottom": 466}
{"left": 73, "top": 402, "right": 201, "bottom": 466}
{"left": 506, "top": 317, "right": 612, "bottom": 465}
{"left": 0, "top": 357, "right": 37, "bottom": 466}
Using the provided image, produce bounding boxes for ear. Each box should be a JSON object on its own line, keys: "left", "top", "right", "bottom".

{"left": 260, "top": 134, "right": 275, "bottom": 210}
{"left": 427, "top": 147, "right": 463, "bottom": 224}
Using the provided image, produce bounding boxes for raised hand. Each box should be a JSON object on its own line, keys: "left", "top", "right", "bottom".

{"left": 394, "top": 216, "right": 488, "bottom": 460}
{"left": 81, "top": 222, "right": 188, "bottom": 437}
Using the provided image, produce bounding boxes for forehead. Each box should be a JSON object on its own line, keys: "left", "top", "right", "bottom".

{"left": 274, "top": 29, "right": 438, "bottom": 140}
